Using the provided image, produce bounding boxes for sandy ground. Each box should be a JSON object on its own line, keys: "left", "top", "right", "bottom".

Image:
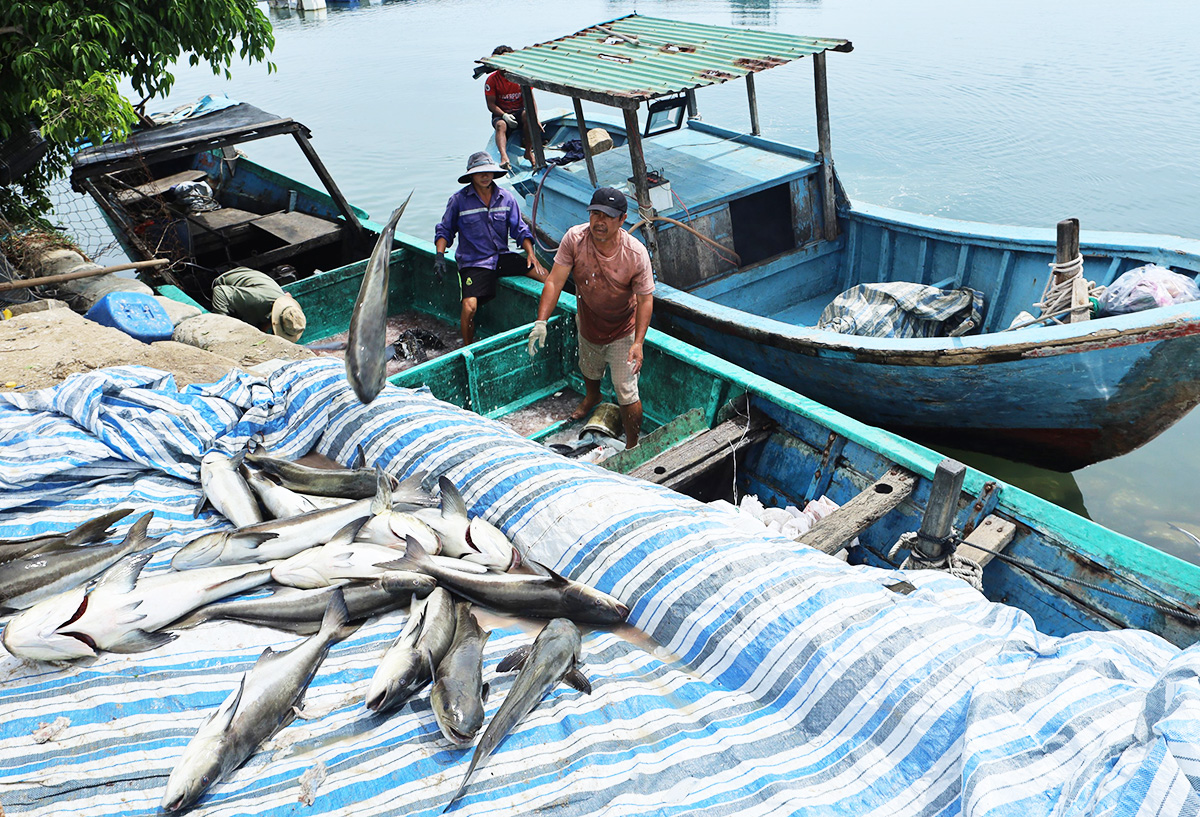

{"left": 0, "top": 308, "right": 244, "bottom": 393}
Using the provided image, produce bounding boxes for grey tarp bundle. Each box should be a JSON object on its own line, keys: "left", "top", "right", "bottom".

{"left": 817, "top": 282, "right": 983, "bottom": 338}
{"left": 0, "top": 360, "right": 1197, "bottom": 816}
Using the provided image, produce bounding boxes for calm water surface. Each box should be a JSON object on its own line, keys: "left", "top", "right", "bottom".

{"left": 103, "top": 0, "right": 1200, "bottom": 561}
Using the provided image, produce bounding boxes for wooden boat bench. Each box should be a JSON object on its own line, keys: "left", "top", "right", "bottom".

{"left": 627, "top": 406, "right": 775, "bottom": 492}
{"left": 187, "top": 209, "right": 344, "bottom": 266}
{"left": 799, "top": 469, "right": 917, "bottom": 555}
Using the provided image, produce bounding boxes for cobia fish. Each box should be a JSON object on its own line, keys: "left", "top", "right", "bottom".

{"left": 240, "top": 465, "right": 322, "bottom": 519}
{"left": 381, "top": 537, "right": 630, "bottom": 625}
{"left": 346, "top": 192, "right": 413, "bottom": 404}
{"left": 160, "top": 589, "right": 350, "bottom": 813}
{"left": 3, "top": 556, "right": 273, "bottom": 661}
{"left": 174, "top": 581, "right": 417, "bottom": 636}
{"left": 0, "top": 512, "right": 157, "bottom": 613}
{"left": 271, "top": 537, "right": 437, "bottom": 590}
{"left": 0, "top": 508, "right": 133, "bottom": 564}
{"left": 172, "top": 468, "right": 398, "bottom": 569}
{"left": 444, "top": 618, "right": 591, "bottom": 812}
{"left": 430, "top": 602, "right": 490, "bottom": 745}
{"left": 196, "top": 450, "right": 262, "bottom": 528}
{"left": 365, "top": 586, "right": 456, "bottom": 713}
{"left": 413, "top": 477, "right": 522, "bottom": 571}
{"left": 244, "top": 448, "right": 395, "bottom": 500}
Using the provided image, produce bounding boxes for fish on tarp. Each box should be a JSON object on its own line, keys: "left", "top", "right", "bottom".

{"left": 0, "top": 508, "right": 133, "bottom": 565}
{"left": 174, "top": 580, "right": 418, "bottom": 636}
{"left": 196, "top": 450, "right": 263, "bottom": 528}
{"left": 0, "top": 512, "right": 157, "bottom": 613}
{"left": 365, "top": 586, "right": 456, "bottom": 713}
{"left": 172, "top": 469, "right": 402, "bottom": 569}
{"left": 160, "top": 589, "right": 350, "bottom": 813}
{"left": 430, "top": 602, "right": 490, "bottom": 745}
{"left": 413, "top": 477, "right": 523, "bottom": 571}
{"left": 244, "top": 447, "right": 433, "bottom": 505}
{"left": 444, "top": 618, "right": 591, "bottom": 812}
{"left": 2, "top": 556, "right": 274, "bottom": 661}
{"left": 271, "top": 535, "right": 437, "bottom": 591}
{"left": 346, "top": 192, "right": 413, "bottom": 404}
{"left": 240, "top": 465, "right": 322, "bottom": 519}
{"left": 380, "top": 537, "right": 630, "bottom": 625}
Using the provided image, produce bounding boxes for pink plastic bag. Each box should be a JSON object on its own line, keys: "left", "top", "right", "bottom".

{"left": 1100, "top": 264, "right": 1200, "bottom": 315}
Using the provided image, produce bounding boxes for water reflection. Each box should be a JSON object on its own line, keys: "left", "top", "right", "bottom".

{"left": 933, "top": 445, "right": 1092, "bottom": 520}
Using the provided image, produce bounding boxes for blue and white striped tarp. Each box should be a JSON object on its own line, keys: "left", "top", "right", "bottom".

{"left": 0, "top": 359, "right": 1198, "bottom": 816}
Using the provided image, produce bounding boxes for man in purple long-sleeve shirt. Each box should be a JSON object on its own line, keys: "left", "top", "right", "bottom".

{"left": 434, "top": 151, "right": 546, "bottom": 343}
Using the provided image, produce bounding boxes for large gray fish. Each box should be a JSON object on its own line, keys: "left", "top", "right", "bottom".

{"left": 174, "top": 581, "right": 417, "bottom": 636}
{"left": 172, "top": 468, "right": 398, "bottom": 569}
{"left": 0, "top": 508, "right": 133, "bottom": 564}
{"left": 381, "top": 537, "right": 630, "bottom": 625}
{"left": 413, "top": 477, "right": 523, "bottom": 571}
{"left": 3, "top": 556, "right": 273, "bottom": 661}
{"left": 244, "top": 448, "right": 396, "bottom": 500}
{"left": 430, "top": 602, "right": 490, "bottom": 745}
{"left": 240, "top": 465, "right": 322, "bottom": 519}
{"left": 160, "top": 589, "right": 350, "bottom": 813}
{"left": 0, "top": 512, "right": 156, "bottom": 613}
{"left": 196, "top": 450, "right": 263, "bottom": 528}
{"left": 444, "top": 618, "right": 591, "bottom": 812}
{"left": 365, "top": 586, "right": 456, "bottom": 713}
{"left": 346, "top": 192, "right": 413, "bottom": 404}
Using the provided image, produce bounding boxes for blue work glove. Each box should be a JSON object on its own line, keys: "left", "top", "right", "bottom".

{"left": 433, "top": 252, "right": 446, "bottom": 283}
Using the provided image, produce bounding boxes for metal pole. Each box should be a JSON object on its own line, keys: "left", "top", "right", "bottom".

{"left": 291, "top": 131, "right": 368, "bottom": 245}
{"left": 813, "top": 52, "right": 839, "bottom": 240}
{"left": 572, "top": 97, "right": 598, "bottom": 188}
{"left": 685, "top": 89, "right": 698, "bottom": 119}
{"left": 746, "top": 72, "right": 761, "bottom": 136}
{"left": 622, "top": 105, "right": 659, "bottom": 272}
{"left": 521, "top": 86, "right": 545, "bottom": 169}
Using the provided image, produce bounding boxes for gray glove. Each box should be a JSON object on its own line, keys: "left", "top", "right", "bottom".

{"left": 527, "top": 320, "right": 547, "bottom": 357}
{"left": 501, "top": 113, "right": 519, "bottom": 130}
{"left": 433, "top": 252, "right": 446, "bottom": 283}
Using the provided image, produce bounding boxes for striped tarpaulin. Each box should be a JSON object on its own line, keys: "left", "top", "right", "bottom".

{"left": 0, "top": 359, "right": 1196, "bottom": 816}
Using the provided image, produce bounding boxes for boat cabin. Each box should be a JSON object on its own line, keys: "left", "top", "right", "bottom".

{"left": 70, "top": 100, "right": 375, "bottom": 308}
{"left": 476, "top": 14, "right": 852, "bottom": 290}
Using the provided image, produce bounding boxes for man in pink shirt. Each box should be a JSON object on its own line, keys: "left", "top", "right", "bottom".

{"left": 528, "top": 187, "right": 655, "bottom": 448}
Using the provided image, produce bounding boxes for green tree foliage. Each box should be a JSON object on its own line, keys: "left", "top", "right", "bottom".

{"left": 0, "top": 0, "right": 275, "bottom": 222}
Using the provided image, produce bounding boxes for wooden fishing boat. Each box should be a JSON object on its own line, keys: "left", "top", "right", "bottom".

{"left": 285, "top": 239, "right": 1200, "bottom": 648}
{"left": 70, "top": 96, "right": 377, "bottom": 309}
{"left": 474, "top": 14, "right": 1200, "bottom": 471}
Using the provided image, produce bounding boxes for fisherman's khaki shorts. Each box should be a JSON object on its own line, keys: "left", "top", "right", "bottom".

{"left": 576, "top": 318, "right": 640, "bottom": 405}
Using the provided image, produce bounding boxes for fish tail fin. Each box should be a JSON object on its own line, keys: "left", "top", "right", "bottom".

{"left": 121, "top": 512, "right": 156, "bottom": 551}
{"left": 64, "top": 508, "right": 134, "bottom": 545}
{"left": 370, "top": 467, "right": 393, "bottom": 516}
{"left": 318, "top": 587, "right": 350, "bottom": 641}
{"left": 376, "top": 535, "right": 433, "bottom": 577}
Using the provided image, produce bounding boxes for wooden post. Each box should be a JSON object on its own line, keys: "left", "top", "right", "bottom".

{"left": 746, "top": 72, "right": 761, "bottom": 136}
{"left": 1055, "top": 217, "right": 1090, "bottom": 322}
{"left": 522, "top": 86, "right": 545, "bottom": 169}
{"left": 813, "top": 52, "right": 839, "bottom": 241}
{"left": 291, "top": 131, "right": 367, "bottom": 245}
{"left": 622, "top": 105, "right": 659, "bottom": 271}
{"left": 685, "top": 89, "right": 698, "bottom": 119}
{"left": 572, "top": 97, "right": 598, "bottom": 188}
{"left": 912, "top": 458, "right": 966, "bottom": 561}
{"left": 0, "top": 259, "right": 169, "bottom": 293}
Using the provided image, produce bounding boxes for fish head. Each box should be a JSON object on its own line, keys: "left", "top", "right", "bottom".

{"left": 160, "top": 740, "right": 224, "bottom": 813}
{"left": 563, "top": 583, "right": 630, "bottom": 625}
{"left": 2, "top": 588, "right": 95, "bottom": 661}
{"left": 433, "top": 682, "right": 484, "bottom": 746}
{"left": 171, "top": 532, "right": 231, "bottom": 569}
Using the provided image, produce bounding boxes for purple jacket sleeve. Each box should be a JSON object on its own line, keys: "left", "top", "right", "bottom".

{"left": 507, "top": 193, "right": 532, "bottom": 245}
{"left": 434, "top": 193, "right": 459, "bottom": 247}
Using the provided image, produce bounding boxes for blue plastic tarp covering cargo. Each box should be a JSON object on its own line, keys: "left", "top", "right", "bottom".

{"left": 0, "top": 359, "right": 1198, "bottom": 816}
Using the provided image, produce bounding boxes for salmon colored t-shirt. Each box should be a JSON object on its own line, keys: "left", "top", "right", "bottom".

{"left": 553, "top": 224, "right": 654, "bottom": 345}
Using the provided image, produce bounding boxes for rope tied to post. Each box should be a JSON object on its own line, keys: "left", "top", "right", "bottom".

{"left": 887, "top": 530, "right": 984, "bottom": 591}
{"left": 1033, "top": 253, "right": 1106, "bottom": 325}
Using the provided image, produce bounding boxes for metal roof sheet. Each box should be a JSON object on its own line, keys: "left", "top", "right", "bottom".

{"left": 477, "top": 14, "right": 852, "bottom": 109}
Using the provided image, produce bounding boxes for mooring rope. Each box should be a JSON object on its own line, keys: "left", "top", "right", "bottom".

{"left": 887, "top": 531, "right": 984, "bottom": 590}
{"left": 1033, "top": 254, "right": 1106, "bottom": 324}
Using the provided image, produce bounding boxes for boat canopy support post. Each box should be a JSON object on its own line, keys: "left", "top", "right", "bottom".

{"left": 813, "top": 52, "right": 839, "bottom": 240}
{"left": 746, "top": 72, "right": 761, "bottom": 136}
{"left": 685, "top": 89, "right": 699, "bottom": 119}
{"left": 912, "top": 459, "right": 967, "bottom": 561}
{"left": 522, "top": 85, "right": 546, "bottom": 169}
{"left": 572, "top": 97, "right": 599, "bottom": 188}
{"left": 623, "top": 105, "right": 660, "bottom": 271}
{"left": 291, "top": 131, "right": 368, "bottom": 246}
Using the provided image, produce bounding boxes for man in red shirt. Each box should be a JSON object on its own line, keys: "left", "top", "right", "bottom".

{"left": 484, "top": 45, "right": 540, "bottom": 170}
{"left": 528, "top": 187, "right": 655, "bottom": 448}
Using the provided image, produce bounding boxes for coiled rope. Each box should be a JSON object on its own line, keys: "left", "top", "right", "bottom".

{"left": 887, "top": 531, "right": 984, "bottom": 591}
{"left": 1033, "top": 254, "right": 1106, "bottom": 324}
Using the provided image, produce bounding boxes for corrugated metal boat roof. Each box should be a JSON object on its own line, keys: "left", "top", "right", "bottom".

{"left": 477, "top": 14, "right": 852, "bottom": 108}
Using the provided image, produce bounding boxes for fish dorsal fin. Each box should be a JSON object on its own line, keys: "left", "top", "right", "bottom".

{"left": 97, "top": 552, "right": 153, "bottom": 595}
{"left": 229, "top": 448, "right": 248, "bottom": 471}
{"left": 563, "top": 667, "right": 592, "bottom": 694}
{"left": 356, "top": 444, "right": 369, "bottom": 469}
{"left": 496, "top": 644, "right": 532, "bottom": 673}
{"left": 329, "top": 517, "right": 368, "bottom": 548}
{"left": 371, "top": 467, "right": 393, "bottom": 516}
{"left": 192, "top": 492, "right": 208, "bottom": 518}
{"left": 536, "top": 563, "right": 571, "bottom": 587}
{"left": 481, "top": 682, "right": 490, "bottom": 703}
{"left": 64, "top": 508, "right": 134, "bottom": 546}
{"left": 439, "top": 476, "right": 468, "bottom": 522}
